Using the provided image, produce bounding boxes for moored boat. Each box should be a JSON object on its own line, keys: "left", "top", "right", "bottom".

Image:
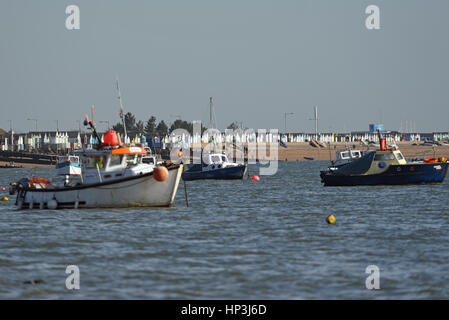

{"left": 10, "top": 116, "right": 183, "bottom": 209}
{"left": 320, "top": 132, "right": 448, "bottom": 186}
{"left": 182, "top": 153, "right": 247, "bottom": 181}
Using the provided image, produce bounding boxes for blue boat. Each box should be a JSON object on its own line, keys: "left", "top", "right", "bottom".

{"left": 182, "top": 153, "right": 247, "bottom": 181}
{"left": 320, "top": 133, "right": 448, "bottom": 186}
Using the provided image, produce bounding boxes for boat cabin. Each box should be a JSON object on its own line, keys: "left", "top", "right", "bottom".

{"left": 72, "top": 146, "right": 155, "bottom": 184}
{"left": 201, "top": 153, "right": 239, "bottom": 170}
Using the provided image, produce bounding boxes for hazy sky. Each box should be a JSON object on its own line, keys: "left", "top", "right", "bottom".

{"left": 1, "top": 0, "right": 448, "bottom": 133}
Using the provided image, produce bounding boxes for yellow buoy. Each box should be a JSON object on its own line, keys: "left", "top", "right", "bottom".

{"left": 1, "top": 196, "right": 8, "bottom": 202}
{"left": 438, "top": 156, "right": 447, "bottom": 163}
{"left": 326, "top": 214, "right": 336, "bottom": 224}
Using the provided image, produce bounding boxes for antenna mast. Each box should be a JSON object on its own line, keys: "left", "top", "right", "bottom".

{"left": 116, "top": 77, "right": 127, "bottom": 140}
{"left": 209, "top": 97, "right": 217, "bottom": 129}
{"left": 309, "top": 106, "right": 318, "bottom": 140}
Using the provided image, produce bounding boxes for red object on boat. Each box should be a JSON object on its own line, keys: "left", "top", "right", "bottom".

{"left": 153, "top": 166, "right": 169, "bottom": 182}
{"left": 251, "top": 175, "right": 260, "bottom": 181}
{"left": 380, "top": 138, "right": 387, "bottom": 151}
{"left": 102, "top": 130, "right": 119, "bottom": 146}
{"left": 424, "top": 158, "right": 438, "bottom": 163}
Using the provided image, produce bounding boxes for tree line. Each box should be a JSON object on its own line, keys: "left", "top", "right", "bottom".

{"left": 111, "top": 112, "right": 243, "bottom": 138}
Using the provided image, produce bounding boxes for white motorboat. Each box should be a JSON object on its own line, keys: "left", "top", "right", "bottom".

{"left": 10, "top": 118, "right": 183, "bottom": 209}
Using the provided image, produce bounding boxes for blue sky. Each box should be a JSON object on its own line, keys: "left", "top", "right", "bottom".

{"left": 0, "top": 0, "right": 448, "bottom": 133}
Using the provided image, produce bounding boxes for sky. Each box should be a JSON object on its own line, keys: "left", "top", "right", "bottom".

{"left": 0, "top": 0, "right": 448, "bottom": 133}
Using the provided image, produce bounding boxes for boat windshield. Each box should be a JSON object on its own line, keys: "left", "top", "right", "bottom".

{"left": 211, "top": 155, "right": 221, "bottom": 163}
{"left": 374, "top": 153, "right": 395, "bottom": 161}
{"left": 109, "top": 154, "right": 123, "bottom": 166}
{"left": 85, "top": 156, "right": 106, "bottom": 169}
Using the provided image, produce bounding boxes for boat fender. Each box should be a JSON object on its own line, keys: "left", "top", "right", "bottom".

{"left": 47, "top": 198, "right": 58, "bottom": 210}
{"left": 153, "top": 166, "right": 169, "bottom": 182}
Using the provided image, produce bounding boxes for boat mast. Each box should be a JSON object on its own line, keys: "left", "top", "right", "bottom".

{"left": 116, "top": 77, "right": 127, "bottom": 140}
{"left": 209, "top": 97, "right": 217, "bottom": 130}
{"left": 309, "top": 106, "right": 319, "bottom": 141}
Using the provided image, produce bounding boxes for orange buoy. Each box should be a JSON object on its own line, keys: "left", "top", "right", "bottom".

{"left": 102, "top": 130, "right": 119, "bottom": 146}
{"left": 438, "top": 156, "right": 447, "bottom": 163}
{"left": 251, "top": 175, "right": 260, "bottom": 181}
{"left": 153, "top": 166, "right": 169, "bottom": 182}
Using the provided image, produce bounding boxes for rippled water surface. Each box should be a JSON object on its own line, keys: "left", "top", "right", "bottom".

{"left": 1, "top": 162, "right": 449, "bottom": 299}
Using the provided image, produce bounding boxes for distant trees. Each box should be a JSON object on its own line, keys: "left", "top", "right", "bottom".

{"left": 169, "top": 119, "right": 193, "bottom": 135}
{"left": 111, "top": 113, "right": 209, "bottom": 138}
{"left": 156, "top": 120, "right": 168, "bottom": 137}
{"left": 144, "top": 116, "right": 157, "bottom": 137}
{"left": 227, "top": 122, "right": 240, "bottom": 130}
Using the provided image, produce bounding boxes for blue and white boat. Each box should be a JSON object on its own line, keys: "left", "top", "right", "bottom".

{"left": 182, "top": 153, "right": 247, "bottom": 181}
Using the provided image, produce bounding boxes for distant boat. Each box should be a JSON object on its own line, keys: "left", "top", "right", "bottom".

{"left": 279, "top": 139, "right": 288, "bottom": 148}
{"left": 182, "top": 153, "right": 247, "bottom": 181}
{"left": 0, "top": 162, "right": 23, "bottom": 169}
{"left": 304, "top": 157, "right": 315, "bottom": 161}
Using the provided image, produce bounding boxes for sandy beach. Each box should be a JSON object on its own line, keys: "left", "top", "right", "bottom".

{"left": 277, "top": 142, "right": 449, "bottom": 161}
{"left": 1, "top": 143, "right": 448, "bottom": 168}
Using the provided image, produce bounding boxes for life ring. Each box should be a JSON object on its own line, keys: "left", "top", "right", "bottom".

{"left": 424, "top": 158, "right": 438, "bottom": 163}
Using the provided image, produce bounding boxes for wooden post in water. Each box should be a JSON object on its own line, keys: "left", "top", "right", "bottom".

{"left": 183, "top": 179, "right": 189, "bottom": 207}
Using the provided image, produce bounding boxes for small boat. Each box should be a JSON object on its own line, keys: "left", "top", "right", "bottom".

{"left": 9, "top": 115, "right": 183, "bottom": 209}
{"left": 304, "top": 157, "right": 315, "bottom": 161}
{"left": 182, "top": 153, "right": 247, "bottom": 181}
{"left": 320, "top": 132, "right": 448, "bottom": 186}
{"left": 0, "top": 161, "right": 23, "bottom": 169}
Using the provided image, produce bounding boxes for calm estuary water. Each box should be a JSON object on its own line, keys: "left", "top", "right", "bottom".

{"left": 1, "top": 161, "right": 449, "bottom": 299}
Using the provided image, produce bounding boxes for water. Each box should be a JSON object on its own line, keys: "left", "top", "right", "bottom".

{"left": 1, "top": 162, "right": 449, "bottom": 299}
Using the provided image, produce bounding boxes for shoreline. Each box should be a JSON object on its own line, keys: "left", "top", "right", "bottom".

{"left": 1, "top": 143, "right": 448, "bottom": 168}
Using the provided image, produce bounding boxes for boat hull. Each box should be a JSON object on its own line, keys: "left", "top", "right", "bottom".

{"left": 321, "top": 162, "right": 449, "bottom": 186}
{"left": 16, "top": 164, "right": 183, "bottom": 209}
{"left": 182, "top": 164, "right": 247, "bottom": 181}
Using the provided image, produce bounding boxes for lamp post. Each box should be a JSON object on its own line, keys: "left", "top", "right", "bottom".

{"left": 55, "top": 120, "right": 59, "bottom": 132}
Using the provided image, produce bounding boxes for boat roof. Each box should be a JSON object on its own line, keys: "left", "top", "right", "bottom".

{"left": 73, "top": 146, "right": 147, "bottom": 156}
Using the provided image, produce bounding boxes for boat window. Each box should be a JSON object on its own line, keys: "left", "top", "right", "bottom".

{"left": 351, "top": 151, "right": 361, "bottom": 158}
{"left": 395, "top": 153, "right": 404, "bottom": 160}
{"left": 221, "top": 155, "right": 227, "bottom": 162}
{"left": 142, "top": 157, "right": 155, "bottom": 164}
{"left": 126, "top": 155, "right": 137, "bottom": 166}
{"left": 109, "top": 155, "right": 123, "bottom": 166}
{"left": 84, "top": 156, "right": 106, "bottom": 169}
{"left": 340, "top": 151, "right": 350, "bottom": 159}
{"left": 374, "top": 153, "right": 395, "bottom": 161}
{"left": 211, "top": 155, "right": 221, "bottom": 163}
